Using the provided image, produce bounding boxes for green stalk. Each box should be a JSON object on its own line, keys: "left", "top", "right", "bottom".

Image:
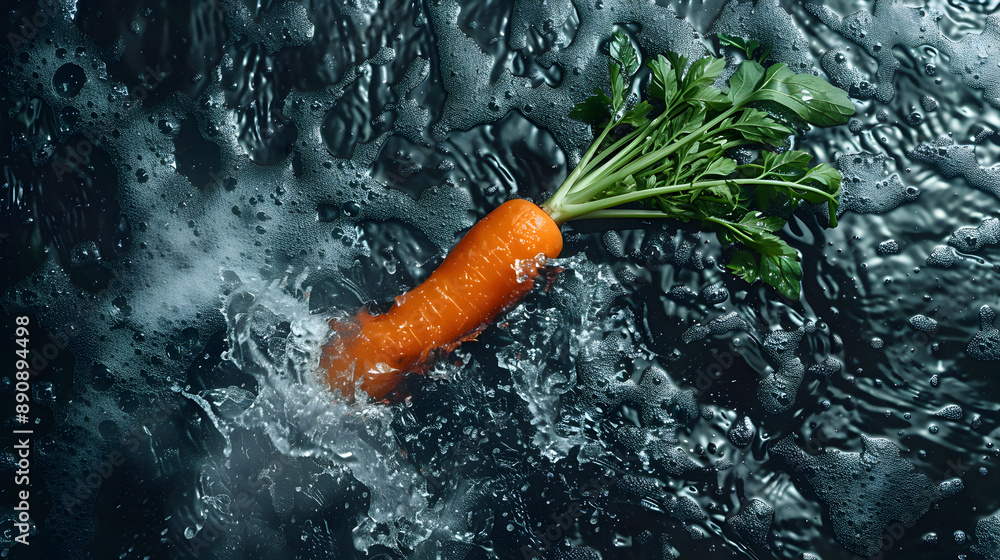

{"left": 559, "top": 138, "right": 650, "bottom": 207}
{"left": 597, "top": 107, "right": 739, "bottom": 187}
{"left": 568, "top": 208, "right": 675, "bottom": 221}
{"left": 704, "top": 216, "right": 756, "bottom": 245}
{"left": 548, "top": 177, "right": 837, "bottom": 224}
{"left": 555, "top": 106, "right": 740, "bottom": 209}
{"left": 545, "top": 119, "right": 618, "bottom": 212}
{"left": 583, "top": 119, "right": 655, "bottom": 176}
{"left": 551, "top": 102, "right": 667, "bottom": 209}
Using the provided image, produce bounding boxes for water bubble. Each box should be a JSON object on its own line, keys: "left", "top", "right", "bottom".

{"left": 53, "top": 63, "right": 87, "bottom": 97}
{"left": 343, "top": 201, "right": 361, "bottom": 217}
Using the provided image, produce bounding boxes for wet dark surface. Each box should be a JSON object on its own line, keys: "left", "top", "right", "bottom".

{"left": 1, "top": 1, "right": 1000, "bottom": 559}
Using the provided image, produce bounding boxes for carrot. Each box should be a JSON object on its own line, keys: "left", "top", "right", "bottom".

{"left": 320, "top": 199, "right": 563, "bottom": 400}
{"left": 319, "top": 33, "right": 853, "bottom": 401}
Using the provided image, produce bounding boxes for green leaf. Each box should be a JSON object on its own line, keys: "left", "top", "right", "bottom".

{"left": 569, "top": 88, "right": 613, "bottom": 125}
{"left": 609, "top": 30, "right": 640, "bottom": 78}
{"left": 727, "top": 250, "right": 760, "bottom": 283}
{"left": 761, "top": 150, "right": 812, "bottom": 178}
{"left": 739, "top": 211, "right": 786, "bottom": 233}
{"left": 649, "top": 54, "right": 678, "bottom": 105}
{"left": 745, "top": 63, "right": 855, "bottom": 127}
{"left": 728, "top": 60, "right": 766, "bottom": 106}
{"left": 547, "top": 33, "right": 850, "bottom": 302}
{"left": 801, "top": 162, "right": 841, "bottom": 227}
{"left": 684, "top": 56, "right": 726, "bottom": 92}
{"left": 706, "top": 183, "right": 736, "bottom": 207}
{"left": 802, "top": 162, "right": 841, "bottom": 191}
{"left": 759, "top": 252, "right": 802, "bottom": 299}
{"left": 726, "top": 250, "right": 802, "bottom": 300}
{"left": 725, "top": 108, "right": 793, "bottom": 146}
{"left": 605, "top": 31, "right": 643, "bottom": 122}
{"left": 620, "top": 100, "right": 653, "bottom": 126}
{"left": 719, "top": 34, "right": 772, "bottom": 63}
{"left": 666, "top": 52, "right": 689, "bottom": 83}
{"left": 667, "top": 104, "right": 708, "bottom": 140}
{"left": 702, "top": 157, "right": 737, "bottom": 179}
{"left": 686, "top": 85, "right": 732, "bottom": 111}
{"left": 609, "top": 61, "right": 625, "bottom": 116}
{"left": 746, "top": 227, "right": 795, "bottom": 257}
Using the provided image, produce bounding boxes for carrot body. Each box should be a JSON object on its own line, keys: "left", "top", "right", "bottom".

{"left": 320, "top": 199, "right": 563, "bottom": 400}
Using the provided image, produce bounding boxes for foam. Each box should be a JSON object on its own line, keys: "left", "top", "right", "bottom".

{"left": 909, "top": 314, "right": 938, "bottom": 332}
{"left": 757, "top": 326, "right": 806, "bottom": 414}
{"left": 909, "top": 136, "right": 1000, "bottom": 199}
{"left": 727, "top": 415, "right": 756, "bottom": 447}
{"left": 772, "top": 435, "right": 965, "bottom": 556}
{"left": 968, "top": 305, "right": 1000, "bottom": 360}
{"left": 973, "top": 511, "right": 1000, "bottom": 558}
{"left": 949, "top": 217, "right": 1000, "bottom": 253}
{"left": 727, "top": 498, "right": 774, "bottom": 548}
{"left": 837, "top": 151, "right": 918, "bottom": 215}
{"left": 808, "top": 0, "right": 1000, "bottom": 109}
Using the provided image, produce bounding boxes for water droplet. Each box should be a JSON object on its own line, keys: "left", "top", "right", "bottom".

{"left": 53, "top": 63, "right": 87, "bottom": 97}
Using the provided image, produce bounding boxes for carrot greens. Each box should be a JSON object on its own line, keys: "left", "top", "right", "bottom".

{"left": 541, "top": 32, "right": 855, "bottom": 299}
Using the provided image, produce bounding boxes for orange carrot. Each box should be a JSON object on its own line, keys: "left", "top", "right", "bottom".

{"left": 319, "top": 34, "right": 853, "bottom": 401}
{"left": 320, "top": 199, "right": 563, "bottom": 400}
